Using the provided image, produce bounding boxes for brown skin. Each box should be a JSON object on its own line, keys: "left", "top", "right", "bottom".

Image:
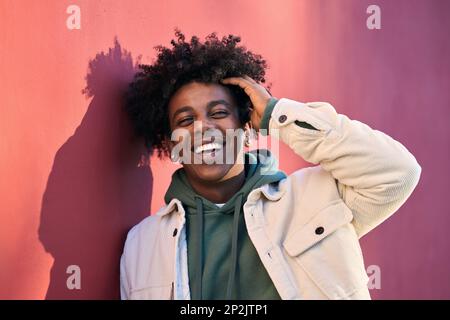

{"left": 166, "top": 76, "right": 271, "bottom": 203}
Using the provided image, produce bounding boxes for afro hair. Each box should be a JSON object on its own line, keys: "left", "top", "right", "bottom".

{"left": 124, "top": 28, "right": 271, "bottom": 158}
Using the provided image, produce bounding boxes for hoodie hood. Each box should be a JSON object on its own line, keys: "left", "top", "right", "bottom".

{"left": 164, "top": 149, "right": 286, "bottom": 299}
{"left": 164, "top": 149, "right": 285, "bottom": 213}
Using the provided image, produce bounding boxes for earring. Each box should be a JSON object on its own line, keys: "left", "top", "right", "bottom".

{"left": 244, "top": 122, "right": 253, "bottom": 147}
{"left": 244, "top": 131, "right": 250, "bottom": 147}
{"left": 170, "top": 151, "right": 180, "bottom": 163}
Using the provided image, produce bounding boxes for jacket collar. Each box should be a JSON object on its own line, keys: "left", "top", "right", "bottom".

{"left": 156, "top": 198, "right": 185, "bottom": 217}
{"left": 158, "top": 179, "right": 286, "bottom": 218}
{"left": 246, "top": 180, "right": 285, "bottom": 204}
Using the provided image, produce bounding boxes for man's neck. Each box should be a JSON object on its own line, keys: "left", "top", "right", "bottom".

{"left": 185, "top": 163, "right": 246, "bottom": 203}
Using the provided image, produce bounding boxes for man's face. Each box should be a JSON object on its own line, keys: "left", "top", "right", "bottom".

{"left": 167, "top": 81, "right": 245, "bottom": 182}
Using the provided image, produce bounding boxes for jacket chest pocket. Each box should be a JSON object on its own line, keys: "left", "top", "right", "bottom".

{"left": 129, "top": 283, "right": 174, "bottom": 300}
{"left": 283, "top": 200, "right": 369, "bottom": 299}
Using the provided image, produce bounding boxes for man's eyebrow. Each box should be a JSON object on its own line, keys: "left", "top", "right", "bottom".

{"left": 206, "top": 99, "right": 231, "bottom": 109}
{"left": 172, "top": 106, "right": 193, "bottom": 120}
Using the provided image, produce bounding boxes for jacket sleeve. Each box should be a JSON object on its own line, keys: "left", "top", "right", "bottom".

{"left": 262, "top": 97, "right": 421, "bottom": 238}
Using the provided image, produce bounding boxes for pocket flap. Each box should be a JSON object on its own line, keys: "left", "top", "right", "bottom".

{"left": 283, "top": 200, "right": 353, "bottom": 256}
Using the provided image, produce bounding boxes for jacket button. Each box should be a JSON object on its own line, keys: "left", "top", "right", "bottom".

{"left": 278, "top": 114, "right": 287, "bottom": 123}
{"left": 315, "top": 226, "right": 324, "bottom": 235}
{"left": 172, "top": 228, "right": 178, "bottom": 237}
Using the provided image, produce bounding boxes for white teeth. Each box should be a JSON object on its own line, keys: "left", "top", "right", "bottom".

{"left": 194, "top": 142, "right": 223, "bottom": 154}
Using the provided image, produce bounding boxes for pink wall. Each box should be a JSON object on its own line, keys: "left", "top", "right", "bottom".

{"left": 0, "top": 0, "right": 448, "bottom": 299}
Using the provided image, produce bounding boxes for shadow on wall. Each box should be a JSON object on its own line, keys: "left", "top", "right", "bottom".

{"left": 38, "top": 38, "right": 151, "bottom": 299}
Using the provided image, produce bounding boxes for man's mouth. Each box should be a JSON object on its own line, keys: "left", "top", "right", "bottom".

{"left": 193, "top": 142, "right": 223, "bottom": 155}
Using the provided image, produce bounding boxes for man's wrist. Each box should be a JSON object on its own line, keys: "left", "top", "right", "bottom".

{"left": 259, "top": 97, "right": 279, "bottom": 136}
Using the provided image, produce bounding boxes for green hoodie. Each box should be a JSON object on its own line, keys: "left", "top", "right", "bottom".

{"left": 164, "top": 149, "right": 287, "bottom": 300}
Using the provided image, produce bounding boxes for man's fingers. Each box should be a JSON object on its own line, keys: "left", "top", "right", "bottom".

{"left": 243, "top": 75, "right": 257, "bottom": 83}
{"left": 220, "top": 76, "right": 252, "bottom": 88}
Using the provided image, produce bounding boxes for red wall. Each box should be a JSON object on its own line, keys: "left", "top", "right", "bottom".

{"left": 1, "top": 0, "right": 449, "bottom": 299}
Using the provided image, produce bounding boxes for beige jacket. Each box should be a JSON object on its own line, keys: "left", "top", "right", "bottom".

{"left": 120, "top": 98, "right": 421, "bottom": 300}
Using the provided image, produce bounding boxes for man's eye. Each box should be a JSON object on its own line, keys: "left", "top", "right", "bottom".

{"left": 211, "top": 111, "right": 229, "bottom": 118}
{"left": 178, "top": 117, "right": 193, "bottom": 126}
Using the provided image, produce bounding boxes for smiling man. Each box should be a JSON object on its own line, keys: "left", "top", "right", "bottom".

{"left": 120, "top": 29, "right": 421, "bottom": 300}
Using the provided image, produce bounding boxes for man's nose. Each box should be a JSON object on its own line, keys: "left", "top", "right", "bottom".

{"left": 203, "top": 118, "right": 219, "bottom": 133}
{"left": 194, "top": 118, "right": 216, "bottom": 134}
{"left": 193, "top": 119, "right": 222, "bottom": 142}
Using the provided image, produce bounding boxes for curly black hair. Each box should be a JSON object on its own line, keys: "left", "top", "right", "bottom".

{"left": 124, "top": 28, "right": 271, "bottom": 158}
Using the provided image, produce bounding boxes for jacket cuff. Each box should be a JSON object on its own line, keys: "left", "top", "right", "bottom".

{"left": 259, "top": 97, "right": 279, "bottom": 136}
{"left": 269, "top": 98, "right": 333, "bottom": 134}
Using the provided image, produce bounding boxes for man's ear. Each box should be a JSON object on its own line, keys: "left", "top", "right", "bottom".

{"left": 244, "top": 121, "right": 258, "bottom": 142}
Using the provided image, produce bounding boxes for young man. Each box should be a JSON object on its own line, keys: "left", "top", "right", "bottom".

{"left": 120, "top": 29, "right": 421, "bottom": 300}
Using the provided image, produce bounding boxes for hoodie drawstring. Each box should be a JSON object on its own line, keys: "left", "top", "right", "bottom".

{"left": 195, "top": 196, "right": 203, "bottom": 300}
{"left": 194, "top": 193, "right": 244, "bottom": 300}
{"left": 226, "top": 193, "right": 244, "bottom": 300}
